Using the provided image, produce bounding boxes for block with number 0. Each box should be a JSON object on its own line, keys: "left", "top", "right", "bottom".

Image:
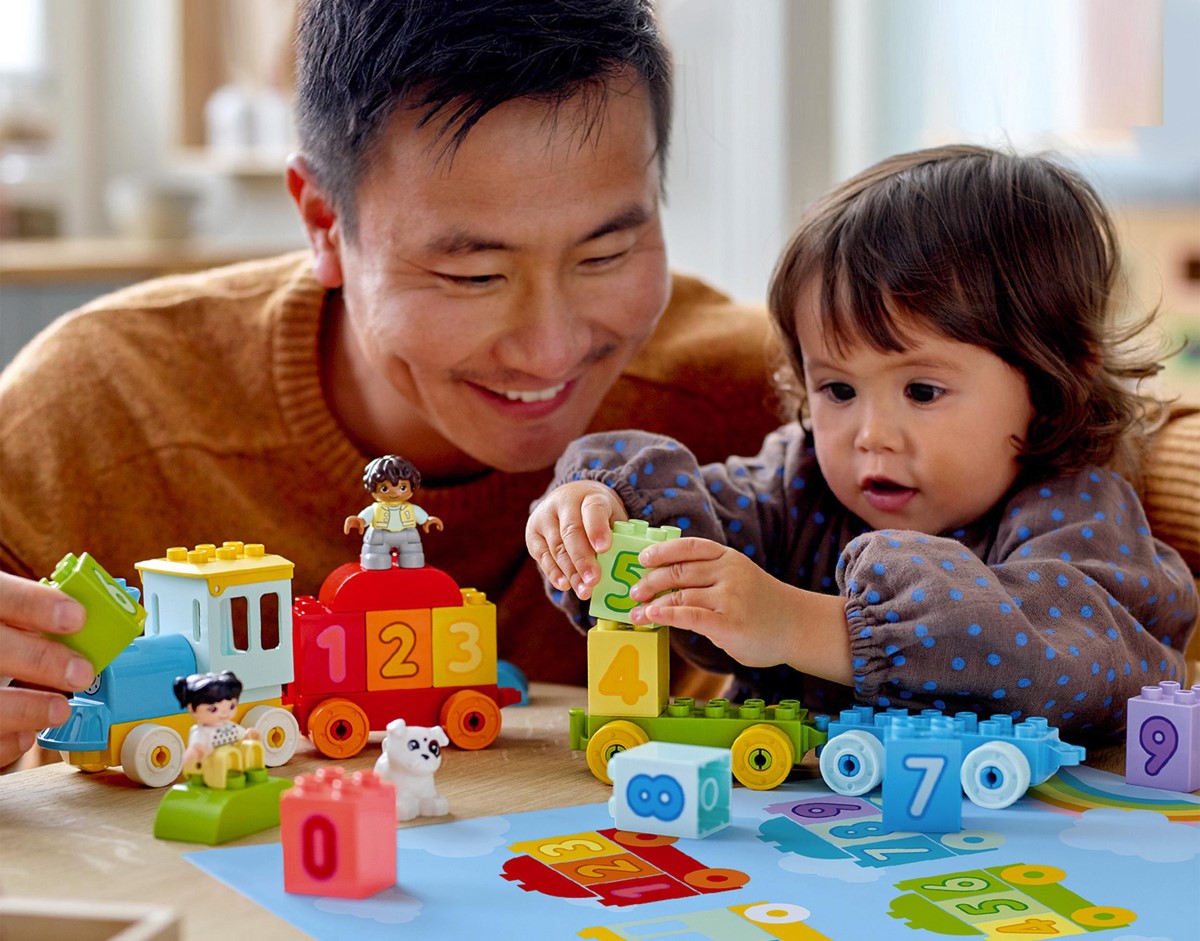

{"left": 607, "top": 741, "right": 732, "bottom": 839}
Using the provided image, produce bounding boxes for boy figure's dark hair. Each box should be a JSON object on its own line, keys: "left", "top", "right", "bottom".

{"left": 294, "top": 0, "right": 673, "bottom": 235}
{"left": 769, "top": 144, "right": 1165, "bottom": 481}
{"left": 173, "top": 671, "right": 244, "bottom": 710}
{"left": 363, "top": 454, "right": 422, "bottom": 493}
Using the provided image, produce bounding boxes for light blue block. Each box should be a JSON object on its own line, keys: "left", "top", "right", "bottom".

{"left": 882, "top": 717, "right": 963, "bottom": 834}
{"left": 607, "top": 742, "right": 731, "bottom": 839}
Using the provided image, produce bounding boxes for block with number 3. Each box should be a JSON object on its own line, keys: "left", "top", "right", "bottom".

{"left": 608, "top": 742, "right": 732, "bottom": 839}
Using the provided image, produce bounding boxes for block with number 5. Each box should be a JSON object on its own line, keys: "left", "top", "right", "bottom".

{"left": 608, "top": 741, "right": 732, "bottom": 839}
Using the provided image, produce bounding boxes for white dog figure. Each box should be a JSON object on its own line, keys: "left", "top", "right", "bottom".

{"left": 374, "top": 719, "right": 450, "bottom": 822}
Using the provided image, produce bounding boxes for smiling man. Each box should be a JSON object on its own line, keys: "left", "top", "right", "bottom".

{"left": 0, "top": 0, "right": 778, "bottom": 763}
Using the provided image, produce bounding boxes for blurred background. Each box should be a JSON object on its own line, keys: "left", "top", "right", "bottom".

{"left": 1, "top": 0, "right": 1197, "bottom": 398}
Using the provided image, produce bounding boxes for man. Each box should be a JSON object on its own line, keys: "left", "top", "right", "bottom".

{"left": 0, "top": 0, "right": 778, "bottom": 767}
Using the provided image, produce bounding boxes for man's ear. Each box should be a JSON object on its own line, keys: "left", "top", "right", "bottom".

{"left": 286, "top": 154, "right": 345, "bottom": 289}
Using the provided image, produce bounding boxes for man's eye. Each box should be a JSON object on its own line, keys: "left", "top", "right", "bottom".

{"left": 442, "top": 273, "right": 499, "bottom": 286}
{"left": 907, "top": 383, "right": 945, "bottom": 403}
{"left": 583, "top": 251, "right": 627, "bottom": 267}
{"left": 821, "top": 382, "right": 855, "bottom": 403}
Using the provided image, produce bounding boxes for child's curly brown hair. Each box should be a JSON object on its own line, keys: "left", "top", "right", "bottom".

{"left": 768, "top": 144, "right": 1167, "bottom": 483}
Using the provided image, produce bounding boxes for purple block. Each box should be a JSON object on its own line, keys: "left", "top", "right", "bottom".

{"left": 1126, "top": 682, "right": 1200, "bottom": 792}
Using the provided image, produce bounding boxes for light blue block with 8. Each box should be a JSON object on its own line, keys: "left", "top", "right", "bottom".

{"left": 607, "top": 741, "right": 732, "bottom": 839}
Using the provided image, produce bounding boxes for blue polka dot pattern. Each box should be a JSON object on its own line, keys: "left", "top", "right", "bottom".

{"left": 542, "top": 426, "right": 1195, "bottom": 742}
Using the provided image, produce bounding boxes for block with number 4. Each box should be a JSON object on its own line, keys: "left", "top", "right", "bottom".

{"left": 608, "top": 741, "right": 732, "bottom": 839}
{"left": 587, "top": 620, "right": 669, "bottom": 718}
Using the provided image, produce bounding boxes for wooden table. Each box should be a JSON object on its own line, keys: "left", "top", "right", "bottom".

{"left": 0, "top": 684, "right": 1133, "bottom": 940}
{"left": 0, "top": 683, "right": 609, "bottom": 940}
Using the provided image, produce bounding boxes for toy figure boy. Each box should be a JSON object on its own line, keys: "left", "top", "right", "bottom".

{"left": 174, "top": 670, "right": 263, "bottom": 789}
{"left": 344, "top": 455, "right": 444, "bottom": 570}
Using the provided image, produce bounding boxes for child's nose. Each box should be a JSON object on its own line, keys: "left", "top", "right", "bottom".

{"left": 854, "top": 406, "right": 903, "bottom": 452}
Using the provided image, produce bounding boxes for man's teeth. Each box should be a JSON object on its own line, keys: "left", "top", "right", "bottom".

{"left": 498, "top": 383, "right": 567, "bottom": 403}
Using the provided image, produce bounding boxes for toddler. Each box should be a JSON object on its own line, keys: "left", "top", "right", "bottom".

{"left": 527, "top": 144, "right": 1196, "bottom": 742}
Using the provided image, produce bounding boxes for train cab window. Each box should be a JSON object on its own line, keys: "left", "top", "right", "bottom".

{"left": 192, "top": 598, "right": 202, "bottom": 643}
{"left": 259, "top": 593, "right": 281, "bottom": 651}
{"left": 146, "top": 593, "right": 160, "bottom": 635}
{"left": 228, "top": 596, "right": 251, "bottom": 652}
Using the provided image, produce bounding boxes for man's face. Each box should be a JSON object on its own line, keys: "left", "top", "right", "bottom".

{"left": 307, "top": 76, "right": 669, "bottom": 477}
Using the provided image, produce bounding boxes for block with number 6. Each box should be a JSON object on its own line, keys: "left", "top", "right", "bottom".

{"left": 608, "top": 741, "right": 732, "bottom": 839}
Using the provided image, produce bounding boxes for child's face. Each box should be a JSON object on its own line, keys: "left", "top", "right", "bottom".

{"left": 796, "top": 300, "right": 1034, "bottom": 535}
{"left": 190, "top": 698, "right": 238, "bottom": 727}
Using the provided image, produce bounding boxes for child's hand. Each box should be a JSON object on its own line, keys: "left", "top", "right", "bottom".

{"left": 526, "top": 481, "right": 629, "bottom": 600}
{"left": 627, "top": 537, "right": 853, "bottom": 683}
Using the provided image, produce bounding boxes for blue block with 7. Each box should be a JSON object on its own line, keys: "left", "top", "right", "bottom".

{"left": 882, "top": 716, "right": 963, "bottom": 833}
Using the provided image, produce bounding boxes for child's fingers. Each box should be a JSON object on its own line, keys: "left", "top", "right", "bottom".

{"left": 0, "top": 730, "right": 38, "bottom": 770}
{"left": 0, "top": 686, "right": 71, "bottom": 735}
{"left": 552, "top": 516, "right": 600, "bottom": 597}
{"left": 638, "top": 536, "right": 727, "bottom": 569}
{"left": 629, "top": 554, "right": 721, "bottom": 602}
{"left": 580, "top": 492, "right": 620, "bottom": 554}
{"left": 630, "top": 589, "right": 720, "bottom": 634}
{"left": 525, "top": 529, "right": 572, "bottom": 592}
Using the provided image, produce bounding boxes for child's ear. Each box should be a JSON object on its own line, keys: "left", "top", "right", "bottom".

{"left": 286, "top": 154, "right": 345, "bottom": 290}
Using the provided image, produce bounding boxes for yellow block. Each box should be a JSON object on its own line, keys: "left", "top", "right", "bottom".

{"left": 432, "top": 589, "right": 498, "bottom": 688}
{"left": 587, "top": 620, "right": 669, "bottom": 718}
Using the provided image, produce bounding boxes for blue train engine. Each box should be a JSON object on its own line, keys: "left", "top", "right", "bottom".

{"left": 38, "top": 542, "right": 301, "bottom": 786}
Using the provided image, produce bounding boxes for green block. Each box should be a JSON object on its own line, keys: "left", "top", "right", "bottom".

{"left": 153, "top": 773, "right": 293, "bottom": 845}
{"left": 589, "top": 520, "right": 681, "bottom": 625}
{"left": 41, "top": 552, "right": 146, "bottom": 673}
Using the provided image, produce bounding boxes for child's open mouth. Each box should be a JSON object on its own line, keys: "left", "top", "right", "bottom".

{"left": 862, "top": 476, "right": 917, "bottom": 513}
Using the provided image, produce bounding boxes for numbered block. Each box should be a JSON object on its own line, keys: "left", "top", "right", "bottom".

{"left": 42, "top": 552, "right": 146, "bottom": 673}
{"left": 765, "top": 796, "right": 881, "bottom": 825}
{"left": 292, "top": 597, "right": 367, "bottom": 696}
{"left": 590, "top": 520, "right": 682, "bottom": 625}
{"left": 608, "top": 742, "right": 732, "bottom": 839}
{"left": 432, "top": 588, "right": 497, "bottom": 688}
{"left": 365, "top": 609, "right": 432, "bottom": 691}
{"left": 882, "top": 719, "right": 963, "bottom": 834}
{"left": 281, "top": 767, "right": 396, "bottom": 898}
{"left": 588, "top": 621, "right": 669, "bottom": 718}
{"left": 1126, "top": 682, "right": 1200, "bottom": 792}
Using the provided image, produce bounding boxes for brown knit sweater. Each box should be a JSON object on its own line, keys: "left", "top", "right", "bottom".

{"left": 0, "top": 253, "right": 781, "bottom": 685}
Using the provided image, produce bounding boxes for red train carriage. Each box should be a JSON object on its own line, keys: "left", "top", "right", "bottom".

{"left": 286, "top": 562, "right": 520, "bottom": 758}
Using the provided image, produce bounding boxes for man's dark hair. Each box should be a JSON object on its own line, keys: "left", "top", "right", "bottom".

{"left": 363, "top": 454, "right": 422, "bottom": 493}
{"left": 295, "top": 0, "right": 672, "bottom": 235}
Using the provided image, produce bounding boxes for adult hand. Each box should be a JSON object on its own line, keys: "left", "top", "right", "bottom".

{"left": 0, "top": 572, "right": 92, "bottom": 768}
{"left": 526, "top": 481, "right": 628, "bottom": 600}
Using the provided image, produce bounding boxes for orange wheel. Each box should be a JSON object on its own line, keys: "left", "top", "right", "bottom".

{"left": 307, "top": 698, "right": 371, "bottom": 759}
{"left": 683, "top": 867, "right": 750, "bottom": 891}
{"left": 440, "top": 690, "right": 502, "bottom": 750}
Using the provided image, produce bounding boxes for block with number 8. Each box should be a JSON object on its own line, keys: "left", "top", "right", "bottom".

{"left": 607, "top": 741, "right": 732, "bottom": 839}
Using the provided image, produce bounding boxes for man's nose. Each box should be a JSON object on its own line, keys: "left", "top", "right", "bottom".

{"left": 495, "top": 280, "right": 591, "bottom": 378}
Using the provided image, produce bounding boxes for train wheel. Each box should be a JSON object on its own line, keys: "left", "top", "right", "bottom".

{"left": 818, "top": 730, "right": 884, "bottom": 796}
{"left": 585, "top": 720, "right": 649, "bottom": 785}
{"left": 308, "top": 698, "right": 371, "bottom": 759}
{"left": 121, "top": 724, "right": 185, "bottom": 787}
{"left": 242, "top": 705, "right": 301, "bottom": 766}
{"left": 440, "top": 690, "right": 502, "bottom": 750}
{"left": 961, "top": 741, "right": 1031, "bottom": 809}
{"left": 998, "top": 864, "right": 1065, "bottom": 886}
{"left": 731, "top": 724, "right": 795, "bottom": 790}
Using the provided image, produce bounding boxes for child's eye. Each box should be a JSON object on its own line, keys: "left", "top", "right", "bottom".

{"left": 582, "top": 250, "right": 628, "bottom": 268}
{"left": 907, "top": 382, "right": 945, "bottom": 403}
{"left": 820, "top": 382, "right": 856, "bottom": 403}
{"left": 440, "top": 273, "right": 500, "bottom": 287}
